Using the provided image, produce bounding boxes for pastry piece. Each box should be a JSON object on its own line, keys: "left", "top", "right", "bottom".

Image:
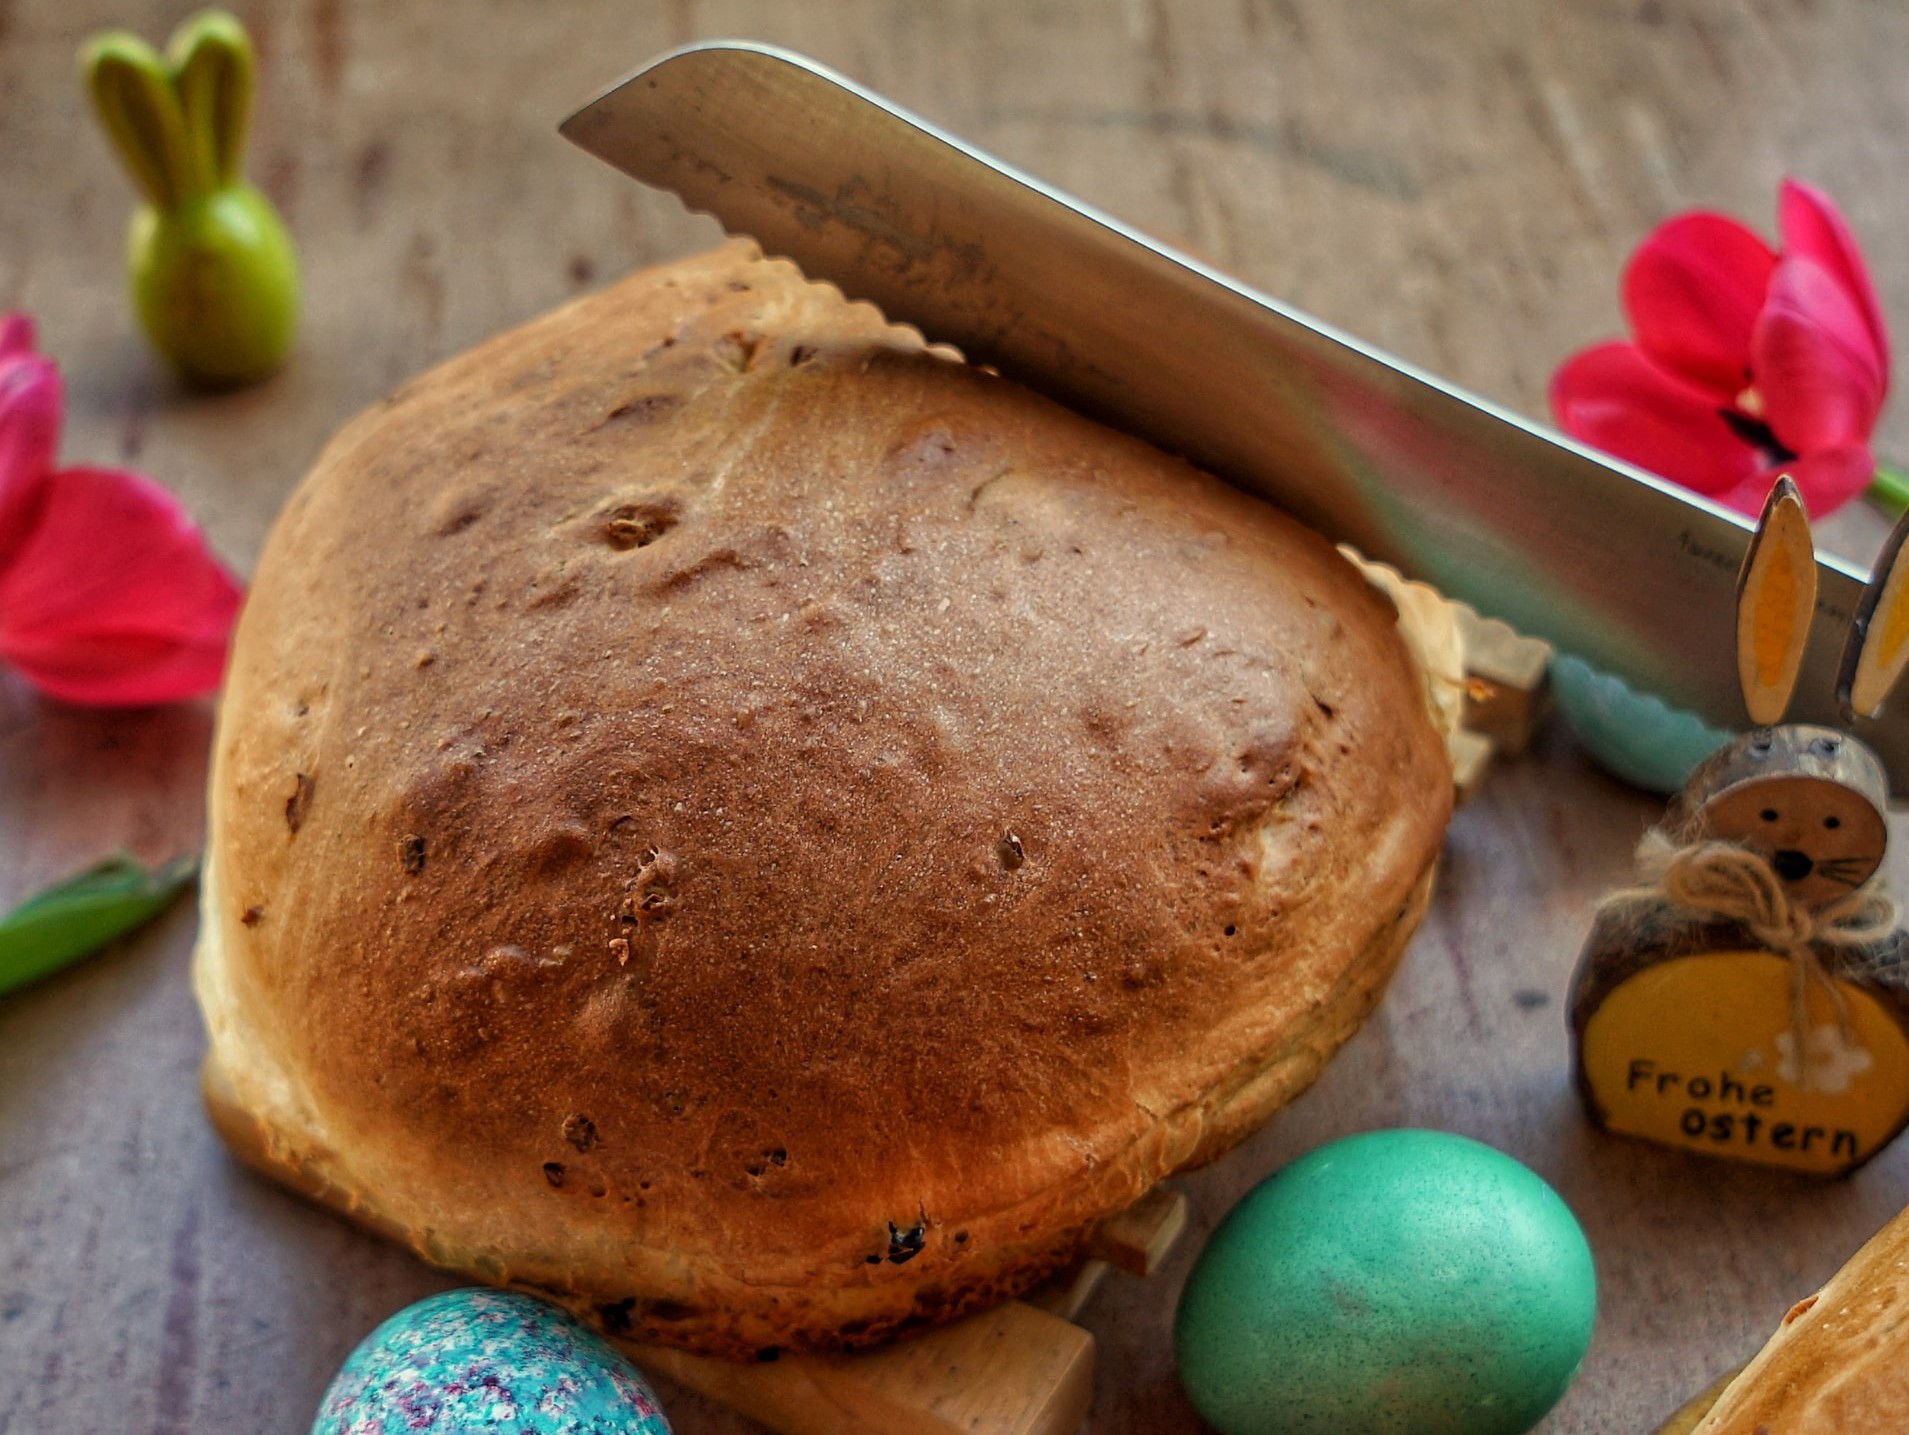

{"left": 1692, "top": 1204, "right": 1909, "bottom": 1432}
{"left": 194, "top": 240, "right": 1453, "bottom": 1358}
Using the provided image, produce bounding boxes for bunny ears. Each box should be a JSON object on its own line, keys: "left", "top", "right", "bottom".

{"left": 1844, "top": 505, "right": 1909, "bottom": 718}
{"left": 81, "top": 10, "right": 255, "bottom": 210}
{"left": 1737, "top": 478, "right": 1817, "bottom": 725}
{"left": 78, "top": 9, "right": 296, "bottom": 386}
{"left": 1736, "top": 475, "right": 1909, "bottom": 725}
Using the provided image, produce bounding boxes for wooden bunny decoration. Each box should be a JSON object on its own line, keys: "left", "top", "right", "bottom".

{"left": 1570, "top": 477, "right": 1909, "bottom": 1175}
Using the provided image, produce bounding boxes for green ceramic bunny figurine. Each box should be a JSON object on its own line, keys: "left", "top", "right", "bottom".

{"left": 81, "top": 10, "right": 299, "bottom": 387}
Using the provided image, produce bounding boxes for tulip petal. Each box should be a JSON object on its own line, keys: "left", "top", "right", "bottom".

{"left": 0, "top": 314, "right": 37, "bottom": 358}
{"left": 1754, "top": 254, "right": 1887, "bottom": 454}
{"left": 1708, "top": 446, "right": 1877, "bottom": 520}
{"left": 1779, "top": 178, "right": 1889, "bottom": 375}
{"left": 1550, "top": 341, "right": 1762, "bottom": 495}
{"left": 0, "top": 465, "right": 243, "bottom": 705}
{"left": 1622, "top": 212, "right": 1778, "bottom": 398}
{"left": 1787, "top": 444, "right": 1879, "bottom": 516}
{"left": 0, "top": 351, "right": 63, "bottom": 571}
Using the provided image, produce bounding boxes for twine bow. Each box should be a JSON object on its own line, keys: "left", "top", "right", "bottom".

{"left": 1610, "top": 830, "right": 1899, "bottom": 1091}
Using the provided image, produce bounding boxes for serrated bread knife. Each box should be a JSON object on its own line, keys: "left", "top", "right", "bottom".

{"left": 560, "top": 42, "right": 1907, "bottom": 789}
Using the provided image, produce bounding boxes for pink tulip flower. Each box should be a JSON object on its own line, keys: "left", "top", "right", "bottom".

{"left": 0, "top": 315, "right": 243, "bottom": 705}
{"left": 1551, "top": 179, "right": 1891, "bottom": 517}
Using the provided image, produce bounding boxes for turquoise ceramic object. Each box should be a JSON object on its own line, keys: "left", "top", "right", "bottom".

{"left": 313, "top": 1289, "right": 672, "bottom": 1434}
{"left": 1174, "top": 1130, "right": 1596, "bottom": 1435}
{"left": 1549, "top": 654, "right": 1734, "bottom": 795}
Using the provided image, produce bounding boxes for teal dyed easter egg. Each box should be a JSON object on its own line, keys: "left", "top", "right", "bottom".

{"left": 1174, "top": 1130, "right": 1595, "bottom": 1435}
{"left": 313, "top": 1289, "right": 672, "bottom": 1434}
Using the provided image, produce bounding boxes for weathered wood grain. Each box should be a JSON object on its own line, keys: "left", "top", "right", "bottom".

{"left": 5, "top": 2, "right": 1909, "bottom": 1432}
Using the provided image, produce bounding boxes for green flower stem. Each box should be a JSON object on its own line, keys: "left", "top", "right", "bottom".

{"left": 0, "top": 853, "right": 198, "bottom": 996}
{"left": 1868, "top": 463, "right": 1909, "bottom": 519}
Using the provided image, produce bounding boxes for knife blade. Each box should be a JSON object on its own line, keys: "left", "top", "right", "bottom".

{"left": 560, "top": 42, "right": 1905, "bottom": 787}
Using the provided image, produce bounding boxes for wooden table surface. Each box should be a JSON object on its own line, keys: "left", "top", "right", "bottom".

{"left": 5, "top": 2, "right": 1909, "bottom": 1431}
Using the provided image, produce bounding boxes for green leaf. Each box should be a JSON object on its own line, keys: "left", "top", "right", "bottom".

{"left": 0, "top": 853, "right": 199, "bottom": 997}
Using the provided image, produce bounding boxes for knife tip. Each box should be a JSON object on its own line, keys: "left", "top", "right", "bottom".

{"left": 554, "top": 41, "right": 845, "bottom": 144}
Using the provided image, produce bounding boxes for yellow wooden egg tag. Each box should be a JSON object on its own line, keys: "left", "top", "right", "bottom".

{"left": 1579, "top": 952, "right": 1909, "bottom": 1175}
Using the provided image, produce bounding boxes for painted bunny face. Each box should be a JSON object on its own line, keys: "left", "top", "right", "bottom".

{"left": 1697, "top": 772, "right": 1887, "bottom": 907}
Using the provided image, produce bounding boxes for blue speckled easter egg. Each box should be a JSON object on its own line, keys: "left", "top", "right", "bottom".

{"left": 1174, "top": 1130, "right": 1595, "bottom": 1435}
{"left": 313, "top": 1288, "right": 672, "bottom": 1434}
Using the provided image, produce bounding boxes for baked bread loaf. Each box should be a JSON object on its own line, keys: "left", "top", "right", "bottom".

{"left": 193, "top": 240, "right": 1453, "bottom": 1358}
{"left": 1689, "top": 1204, "right": 1909, "bottom": 1432}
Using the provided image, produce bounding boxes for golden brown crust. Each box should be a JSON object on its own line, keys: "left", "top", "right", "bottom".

{"left": 193, "top": 240, "right": 1452, "bottom": 1357}
{"left": 1693, "top": 1205, "right": 1909, "bottom": 1433}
